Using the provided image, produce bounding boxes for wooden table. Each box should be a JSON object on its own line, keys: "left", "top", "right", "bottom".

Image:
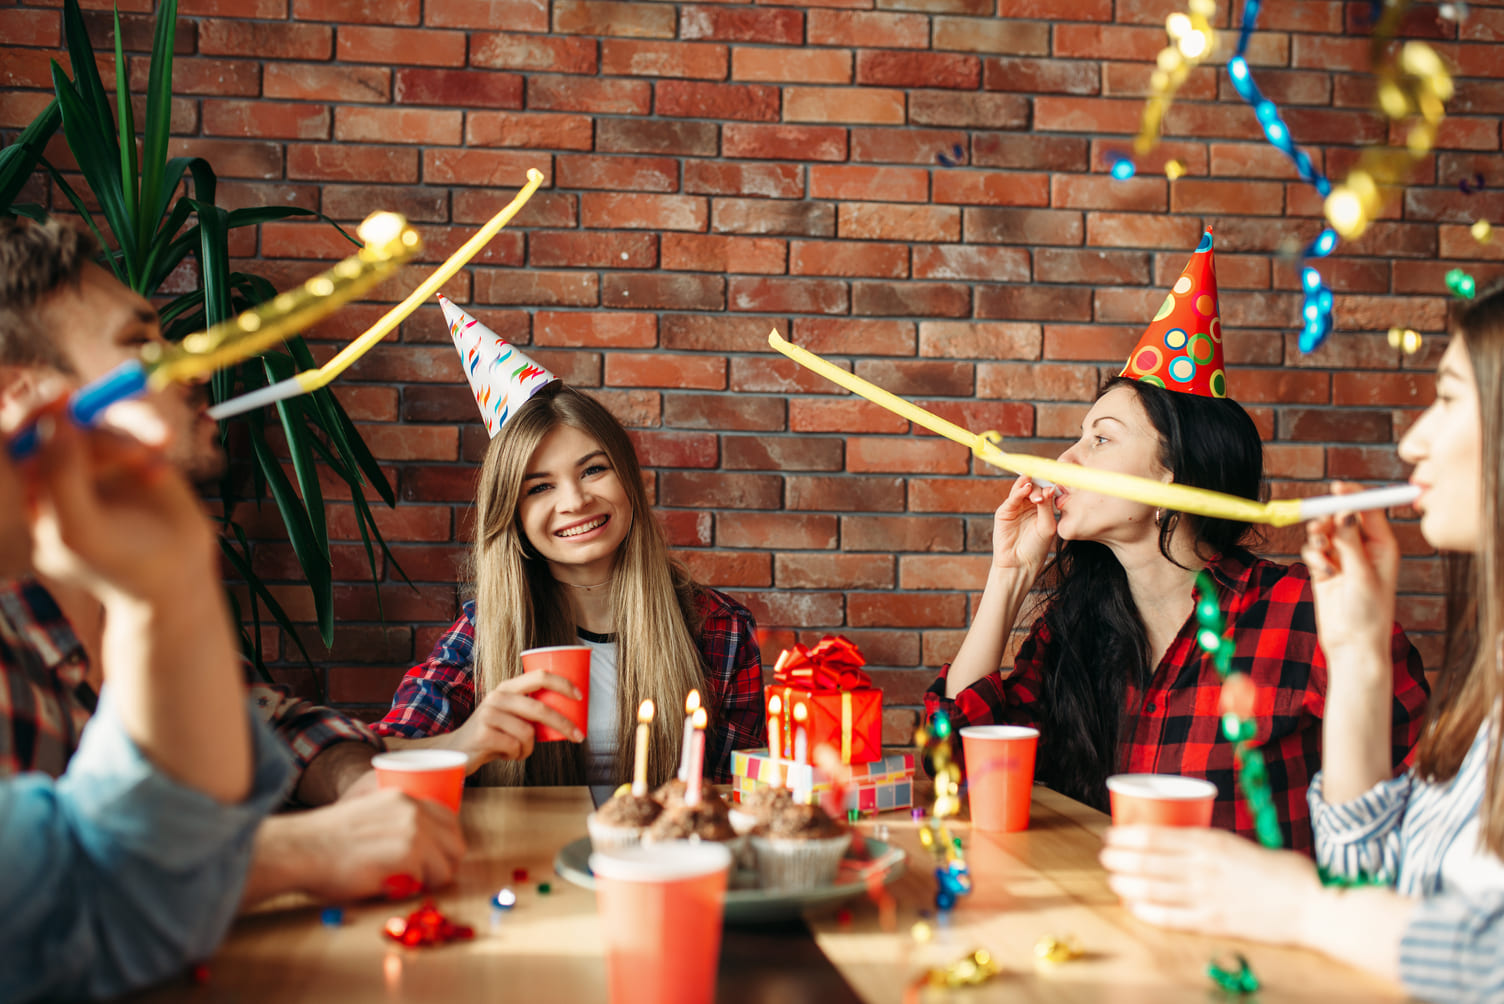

{"left": 135, "top": 786, "right": 1406, "bottom": 1003}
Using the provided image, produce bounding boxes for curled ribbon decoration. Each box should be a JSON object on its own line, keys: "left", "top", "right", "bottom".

{"left": 1130, "top": 0, "right": 1217, "bottom": 159}
{"left": 772, "top": 635, "right": 871, "bottom": 691}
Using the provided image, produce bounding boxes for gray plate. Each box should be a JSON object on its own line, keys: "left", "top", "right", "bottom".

{"left": 553, "top": 835, "right": 906, "bottom": 925}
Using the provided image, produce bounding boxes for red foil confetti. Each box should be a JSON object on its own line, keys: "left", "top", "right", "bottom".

{"left": 512, "top": 867, "right": 529, "bottom": 882}
{"left": 383, "top": 900, "right": 475, "bottom": 948}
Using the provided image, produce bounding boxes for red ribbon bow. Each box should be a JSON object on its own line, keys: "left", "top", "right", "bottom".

{"left": 772, "top": 635, "right": 870, "bottom": 690}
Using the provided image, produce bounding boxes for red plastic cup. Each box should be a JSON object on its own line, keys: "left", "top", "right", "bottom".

{"left": 1107, "top": 773, "right": 1217, "bottom": 827}
{"left": 520, "top": 645, "right": 591, "bottom": 742}
{"left": 370, "top": 749, "right": 467, "bottom": 813}
{"left": 960, "top": 725, "right": 1039, "bottom": 832}
{"left": 590, "top": 842, "right": 732, "bottom": 1004}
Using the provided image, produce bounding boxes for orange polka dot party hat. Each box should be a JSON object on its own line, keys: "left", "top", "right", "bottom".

{"left": 1119, "top": 226, "right": 1227, "bottom": 399}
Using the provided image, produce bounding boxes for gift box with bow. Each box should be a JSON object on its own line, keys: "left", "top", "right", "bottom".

{"left": 767, "top": 635, "right": 883, "bottom": 766}
{"left": 731, "top": 749, "right": 914, "bottom": 813}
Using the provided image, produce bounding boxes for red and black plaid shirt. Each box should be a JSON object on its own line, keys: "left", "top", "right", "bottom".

{"left": 925, "top": 552, "right": 1430, "bottom": 854}
{"left": 374, "top": 586, "right": 765, "bottom": 783}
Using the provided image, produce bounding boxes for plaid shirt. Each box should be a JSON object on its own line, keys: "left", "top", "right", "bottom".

{"left": 374, "top": 586, "right": 765, "bottom": 783}
{"left": 925, "top": 552, "right": 1431, "bottom": 854}
{"left": 0, "top": 578, "right": 383, "bottom": 785}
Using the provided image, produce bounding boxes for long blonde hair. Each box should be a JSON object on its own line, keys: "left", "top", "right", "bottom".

{"left": 1414, "top": 288, "right": 1504, "bottom": 856}
{"left": 469, "top": 383, "right": 708, "bottom": 786}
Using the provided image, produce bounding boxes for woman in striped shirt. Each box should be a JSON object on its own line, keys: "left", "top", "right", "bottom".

{"left": 1101, "top": 287, "right": 1504, "bottom": 1001}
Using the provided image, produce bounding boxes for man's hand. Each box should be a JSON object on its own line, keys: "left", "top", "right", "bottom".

{"left": 242, "top": 789, "right": 465, "bottom": 907}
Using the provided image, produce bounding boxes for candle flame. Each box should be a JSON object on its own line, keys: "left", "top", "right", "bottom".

{"left": 769, "top": 694, "right": 782, "bottom": 714}
{"left": 685, "top": 690, "right": 701, "bottom": 715}
{"left": 793, "top": 702, "right": 808, "bottom": 722}
{"left": 692, "top": 707, "right": 708, "bottom": 729}
{"left": 638, "top": 699, "right": 654, "bottom": 722}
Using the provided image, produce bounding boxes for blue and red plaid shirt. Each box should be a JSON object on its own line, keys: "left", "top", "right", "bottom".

{"left": 0, "top": 578, "right": 383, "bottom": 789}
{"left": 374, "top": 587, "right": 765, "bottom": 783}
{"left": 925, "top": 552, "right": 1431, "bottom": 854}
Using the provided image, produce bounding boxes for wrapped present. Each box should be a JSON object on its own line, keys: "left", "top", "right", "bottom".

{"left": 731, "top": 749, "right": 915, "bottom": 814}
{"left": 768, "top": 635, "right": 882, "bottom": 766}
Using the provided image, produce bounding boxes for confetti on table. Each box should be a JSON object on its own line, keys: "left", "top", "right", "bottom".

{"left": 920, "top": 948, "right": 1001, "bottom": 989}
{"left": 537, "top": 882, "right": 552, "bottom": 895}
{"left": 1208, "top": 953, "right": 1260, "bottom": 995}
{"left": 512, "top": 867, "right": 529, "bottom": 883}
{"left": 190, "top": 964, "right": 211, "bottom": 985}
{"left": 383, "top": 900, "right": 475, "bottom": 948}
{"left": 320, "top": 906, "right": 345, "bottom": 927}
{"left": 491, "top": 889, "right": 517, "bottom": 911}
{"left": 836, "top": 908, "right": 853, "bottom": 928}
{"left": 1034, "top": 935, "right": 1085, "bottom": 965}
{"left": 914, "top": 714, "right": 972, "bottom": 913}
{"left": 911, "top": 920, "right": 933, "bottom": 943}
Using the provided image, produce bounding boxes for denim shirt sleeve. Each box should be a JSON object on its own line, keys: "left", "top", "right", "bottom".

{"left": 0, "top": 687, "right": 293, "bottom": 1003}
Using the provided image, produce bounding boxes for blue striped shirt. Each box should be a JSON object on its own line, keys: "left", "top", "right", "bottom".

{"left": 1309, "top": 724, "right": 1504, "bottom": 1002}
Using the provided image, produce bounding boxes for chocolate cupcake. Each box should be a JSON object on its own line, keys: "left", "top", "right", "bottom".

{"left": 651, "top": 777, "right": 688, "bottom": 808}
{"left": 728, "top": 784, "right": 795, "bottom": 836}
{"left": 644, "top": 796, "right": 736, "bottom": 844}
{"left": 587, "top": 789, "right": 663, "bottom": 852}
{"left": 750, "top": 803, "right": 852, "bottom": 890}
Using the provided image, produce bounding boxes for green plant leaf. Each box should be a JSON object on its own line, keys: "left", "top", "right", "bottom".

{"left": 0, "top": 99, "right": 60, "bottom": 210}
{"left": 112, "top": 6, "right": 140, "bottom": 254}
{"left": 219, "top": 525, "right": 315, "bottom": 669}
{"left": 264, "top": 352, "right": 331, "bottom": 588}
{"left": 36, "top": 161, "right": 115, "bottom": 276}
{"left": 61, "top": 0, "right": 115, "bottom": 148}
{"left": 50, "top": 59, "right": 137, "bottom": 287}
{"left": 140, "top": 0, "right": 179, "bottom": 243}
{"left": 188, "top": 197, "right": 231, "bottom": 329}
{"left": 248, "top": 423, "right": 335, "bottom": 648}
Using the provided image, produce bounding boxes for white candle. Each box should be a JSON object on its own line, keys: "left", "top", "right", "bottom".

{"left": 767, "top": 694, "right": 783, "bottom": 789}
{"left": 792, "top": 702, "right": 808, "bottom": 764}
{"left": 685, "top": 707, "right": 709, "bottom": 807}
{"left": 677, "top": 689, "right": 701, "bottom": 783}
{"left": 631, "top": 699, "right": 654, "bottom": 797}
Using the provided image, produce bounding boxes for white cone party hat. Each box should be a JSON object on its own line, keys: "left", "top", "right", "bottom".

{"left": 438, "top": 294, "right": 556, "bottom": 437}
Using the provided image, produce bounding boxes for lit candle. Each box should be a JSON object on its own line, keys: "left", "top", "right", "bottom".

{"left": 632, "top": 699, "right": 654, "bottom": 797}
{"left": 767, "top": 694, "right": 783, "bottom": 789}
{"left": 685, "top": 707, "right": 709, "bottom": 807}
{"left": 792, "top": 702, "right": 810, "bottom": 803}
{"left": 677, "top": 689, "right": 701, "bottom": 783}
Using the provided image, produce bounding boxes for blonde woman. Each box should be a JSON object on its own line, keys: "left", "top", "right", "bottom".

{"left": 1102, "top": 288, "right": 1504, "bottom": 1000}
{"left": 376, "top": 382, "right": 764, "bottom": 799}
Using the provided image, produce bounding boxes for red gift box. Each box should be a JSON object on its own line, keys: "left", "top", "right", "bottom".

{"left": 767, "top": 636, "right": 882, "bottom": 766}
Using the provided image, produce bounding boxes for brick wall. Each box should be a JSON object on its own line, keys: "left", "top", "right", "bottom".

{"left": 5, "top": 0, "right": 1497, "bottom": 739}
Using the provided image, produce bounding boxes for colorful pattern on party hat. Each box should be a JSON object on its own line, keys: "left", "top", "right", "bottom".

{"left": 1119, "top": 227, "right": 1227, "bottom": 399}
{"left": 438, "top": 294, "right": 556, "bottom": 437}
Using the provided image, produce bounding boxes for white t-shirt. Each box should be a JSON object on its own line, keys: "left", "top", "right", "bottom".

{"left": 577, "top": 628, "right": 619, "bottom": 807}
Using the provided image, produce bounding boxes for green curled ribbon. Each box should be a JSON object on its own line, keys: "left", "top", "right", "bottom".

{"left": 1208, "top": 953, "right": 1260, "bottom": 995}
{"left": 1446, "top": 267, "right": 1476, "bottom": 300}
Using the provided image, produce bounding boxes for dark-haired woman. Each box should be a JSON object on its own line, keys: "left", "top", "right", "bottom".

{"left": 925, "top": 232, "right": 1430, "bottom": 852}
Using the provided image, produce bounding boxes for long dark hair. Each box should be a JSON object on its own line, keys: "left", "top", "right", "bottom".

{"left": 1033, "top": 376, "right": 1264, "bottom": 809}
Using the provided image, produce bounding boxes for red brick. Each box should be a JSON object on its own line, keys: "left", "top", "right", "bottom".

{"left": 676, "top": 550, "right": 772, "bottom": 588}
{"left": 1170, "top": 179, "right": 1288, "bottom": 216}
{"left": 847, "top": 437, "right": 970, "bottom": 474}
{"left": 784, "top": 87, "right": 907, "bottom": 125}
{"left": 787, "top": 475, "right": 905, "bottom": 512}
{"left": 732, "top": 47, "right": 852, "bottom": 84}
{"left": 394, "top": 68, "right": 523, "bottom": 109}
{"left": 663, "top": 233, "right": 787, "bottom": 274}
{"left": 657, "top": 80, "right": 780, "bottom": 122}
{"left": 659, "top": 510, "right": 713, "bottom": 547}
{"left": 558, "top": 155, "right": 678, "bottom": 193}
{"left": 530, "top": 232, "right": 658, "bottom": 270}
{"left": 681, "top": 5, "right": 804, "bottom": 44}
{"left": 0, "top": 9, "right": 59, "bottom": 46}
{"left": 127, "top": 56, "right": 259, "bottom": 96}
{"left": 199, "top": 19, "right": 330, "bottom": 59}
{"left": 663, "top": 393, "right": 785, "bottom": 431}
{"left": 730, "top": 277, "right": 849, "bottom": 314}
{"left": 423, "top": 149, "right": 547, "bottom": 188}
{"left": 847, "top": 592, "right": 966, "bottom": 629}
{"left": 857, "top": 51, "right": 980, "bottom": 90}
{"left": 791, "top": 318, "right": 916, "bottom": 356}
{"left": 426, "top": 0, "right": 548, "bottom": 30}
{"left": 1325, "top": 446, "right": 1412, "bottom": 483}
{"left": 789, "top": 240, "right": 908, "bottom": 278}
{"left": 718, "top": 513, "right": 838, "bottom": 549}
{"left": 628, "top": 430, "right": 721, "bottom": 469}
{"left": 996, "top": 0, "right": 1110, "bottom": 17}
{"left": 935, "top": 16, "right": 1050, "bottom": 54}
{"left": 601, "top": 39, "right": 728, "bottom": 79}
{"left": 978, "top": 286, "right": 1094, "bottom": 323}
{"left": 602, "top": 273, "right": 725, "bottom": 311}
{"left": 899, "top": 555, "right": 995, "bottom": 591}
{"left": 581, "top": 193, "right": 706, "bottom": 231}
{"left": 321, "top": 184, "right": 445, "bottom": 222}
{"left": 1278, "top": 409, "right": 1393, "bottom": 443}
{"left": 810, "top": 165, "right": 928, "bottom": 203}
{"left": 852, "top": 281, "right": 971, "bottom": 318}
{"left": 807, "top": 10, "right": 929, "bottom": 48}
{"left": 919, "top": 321, "right": 1042, "bottom": 360}
{"left": 842, "top": 515, "right": 964, "bottom": 552}
{"left": 337, "top": 26, "right": 465, "bottom": 66}
{"left": 264, "top": 62, "right": 389, "bottom": 102}
{"left": 912, "top": 245, "right": 1031, "bottom": 281}
{"left": 529, "top": 75, "right": 652, "bottom": 115}
{"left": 553, "top": 1, "right": 676, "bottom": 38}
{"left": 1033, "top": 96, "right": 1143, "bottom": 135}
{"left": 184, "top": 0, "right": 286, "bottom": 15}
{"left": 473, "top": 269, "right": 599, "bottom": 308}
{"left": 906, "top": 477, "right": 1008, "bottom": 514}
{"left": 597, "top": 119, "right": 719, "bottom": 157}
{"left": 977, "top": 362, "right": 1098, "bottom": 401}
{"left": 740, "top": 591, "right": 844, "bottom": 631}
{"left": 334, "top": 107, "right": 461, "bottom": 146}
{"left": 790, "top": 399, "right": 908, "bottom": 435}
{"left": 712, "top": 199, "right": 835, "bottom": 237}
{"left": 848, "top": 127, "right": 966, "bottom": 165}
{"left": 466, "top": 111, "right": 592, "bottom": 151}
{"left": 963, "top": 208, "right": 1082, "bottom": 247}
{"left": 972, "top": 133, "right": 1090, "bottom": 172}
{"left": 984, "top": 56, "right": 1099, "bottom": 95}
{"left": 202, "top": 100, "right": 329, "bottom": 140}
{"left": 723, "top": 124, "right": 848, "bottom": 161}
{"left": 776, "top": 553, "right": 894, "bottom": 589}
{"left": 853, "top": 359, "right": 973, "bottom": 397}
{"left": 838, "top": 204, "right": 960, "bottom": 242}
{"left": 533, "top": 311, "right": 656, "bottom": 348}
{"left": 595, "top": 390, "right": 662, "bottom": 428}
{"left": 718, "top": 435, "right": 848, "bottom": 471}
{"left": 293, "top": 0, "right": 417, "bottom": 23}
{"left": 0, "top": 92, "right": 55, "bottom": 130}
{"left": 1052, "top": 176, "right": 1169, "bottom": 213}
{"left": 1039, "top": 247, "right": 1152, "bottom": 285}
{"left": 282, "top": 143, "right": 413, "bottom": 183}
{"left": 470, "top": 33, "right": 597, "bottom": 74}
{"left": 168, "top": 138, "right": 283, "bottom": 179}
{"left": 685, "top": 162, "right": 804, "bottom": 198}
{"left": 1332, "top": 372, "right": 1432, "bottom": 407}
{"left": 910, "top": 91, "right": 1030, "bottom": 129}
{"left": 607, "top": 353, "right": 727, "bottom": 390}
{"left": 660, "top": 472, "right": 782, "bottom": 509}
